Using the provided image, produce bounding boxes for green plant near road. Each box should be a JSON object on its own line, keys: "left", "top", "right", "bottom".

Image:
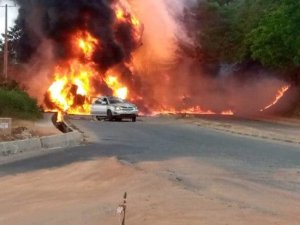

{"left": 0, "top": 85, "right": 42, "bottom": 120}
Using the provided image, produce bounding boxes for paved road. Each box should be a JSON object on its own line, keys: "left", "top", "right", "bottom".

{"left": 1, "top": 116, "right": 300, "bottom": 225}
{"left": 1, "top": 117, "right": 299, "bottom": 190}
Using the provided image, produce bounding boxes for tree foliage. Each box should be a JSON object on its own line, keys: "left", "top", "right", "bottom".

{"left": 192, "top": 0, "right": 300, "bottom": 70}
{"left": 1, "top": 23, "right": 23, "bottom": 64}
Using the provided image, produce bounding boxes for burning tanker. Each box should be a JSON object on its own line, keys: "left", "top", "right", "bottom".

{"left": 14, "top": 0, "right": 292, "bottom": 117}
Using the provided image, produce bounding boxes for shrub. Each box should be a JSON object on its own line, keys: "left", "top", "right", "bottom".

{"left": 0, "top": 86, "right": 42, "bottom": 120}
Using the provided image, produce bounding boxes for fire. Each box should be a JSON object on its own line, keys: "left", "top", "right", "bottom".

{"left": 114, "top": 4, "right": 143, "bottom": 42}
{"left": 221, "top": 110, "right": 234, "bottom": 116}
{"left": 44, "top": 2, "right": 142, "bottom": 121}
{"left": 105, "top": 75, "right": 128, "bottom": 99}
{"left": 116, "top": 8, "right": 124, "bottom": 20}
{"left": 45, "top": 29, "right": 132, "bottom": 119}
{"left": 57, "top": 111, "right": 63, "bottom": 122}
{"left": 131, "top": 16, "right": 140, "bottom": 26}
{"left": 42, "top": 3, "right": 237, "bottom": 119}
{"left": 115, "top": 6, "right": 139, "bottom": 26}
{"left": 150, "top": 106, "right": 234, "bottom": 116}
{"left": 46, "top": 60, "right": 96, "bottom": 115}
{"left": 37, "top": 1, "right": 294, "bottom": 120}
{"left": 48, "top": 79, "right": 69, "bottom": 112}
{"left": 73, "top": 31, "right": 99, "bottom": 59}
{"left": 261, "top": 85, "right": 290, "bottom": 111}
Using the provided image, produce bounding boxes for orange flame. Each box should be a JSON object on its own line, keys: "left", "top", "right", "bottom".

{"left": 221, "top": 110, "right": 234, "bottom": 116}
{"left": 73, "top": 31, "right": 99, "bottom": 58}
{"left": 46, "top": 30, "right": 131, "bottom": 119}
{"left": 105, "top": 75, "right": 128, "bottom": 99}
{"left": 115, "top": 6, "right": 140, "bottom": 26}
{"left": 47, "top": 60, "right": 96, "bottom": 115}
{"left": 114, "top": 4, "right": 143, "bottom": 42}
{"left": 116, "top": 8, "right": 124, "bottom": 20}
{"left": 261, "top": 85, "right": 290, "bottom": 111}
{"left": 150, "top": 106, "right": 234, "bottom": 116}
{"left": 57, "top": 111, "right": 64, "bottom": 122}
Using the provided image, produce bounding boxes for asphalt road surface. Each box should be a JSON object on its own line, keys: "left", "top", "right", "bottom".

{"left": 1, "top": 117, "right": 299, "bottom": 184}
{"left": 0, "top": 116, "right": 300, "bottom": 225}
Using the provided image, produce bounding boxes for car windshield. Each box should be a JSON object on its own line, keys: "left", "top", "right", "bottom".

{"left": 108, "top": 97, "right": 125, "bottom": 104}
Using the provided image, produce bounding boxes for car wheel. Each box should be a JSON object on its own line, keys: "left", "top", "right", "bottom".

{"left": 132, "top": 116, "right": 136, "bottom": 122}
{"left": 107, "top": 110, "right": 113, "bottom": 121}
{"left": 96, "top": 116, "right": 102, "bottom": 121}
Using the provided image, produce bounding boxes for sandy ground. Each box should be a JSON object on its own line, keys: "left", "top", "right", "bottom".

{"left": 0, "top": 156, "right": 299, "bottom": 225}
{"left": 0, "top": 114, "right": 61, "bottom": 141}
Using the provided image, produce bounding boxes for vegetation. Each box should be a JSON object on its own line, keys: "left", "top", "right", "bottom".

{"left": 0, "top": 23, "right": 23, "bottom": 64}
{"left": 191, "top": 0, "right": 300, "bottom": 73}
{"left": 0, "top": 81, "right": 42, "bottom": 120}
{"left": 0, "top": 25, "right": 41, "bottom": 120}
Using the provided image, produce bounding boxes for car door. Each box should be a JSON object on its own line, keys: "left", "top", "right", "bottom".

{"left": 91, "top": 99, "right": 103, "bottom": 115}
{"left": 99, "top": 97, "right": 109, "bottom": 115}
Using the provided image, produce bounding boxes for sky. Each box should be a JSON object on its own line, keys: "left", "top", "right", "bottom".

{"left": 0, "top": 4, "right": 18, "bottom": 35}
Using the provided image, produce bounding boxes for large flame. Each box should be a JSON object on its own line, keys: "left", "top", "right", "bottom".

{"left": 47, "top": 59, "right": 96, "bottom": 115}
{"left": 45, "top": 30, "right": 101, "bottom": 119}
{"left": 45, "top": 3, "right": 143, "bottom": 120}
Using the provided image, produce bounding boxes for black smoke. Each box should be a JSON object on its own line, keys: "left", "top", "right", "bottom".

{"left": 15, "top": 0, "right": 140, "bottom": 72}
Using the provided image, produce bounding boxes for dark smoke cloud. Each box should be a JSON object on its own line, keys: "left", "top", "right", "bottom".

{"left": 15, "top": 0, "right": 139, "bottom": 71}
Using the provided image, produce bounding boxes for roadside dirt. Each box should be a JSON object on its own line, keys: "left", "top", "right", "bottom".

{"left": 0, "top": 117, "right": 61, "bottom": 142}
{"left": 177, "top": 115, "right": 300, "bottom": 145}
{"left": 0, "top": 157, "right": 299, "bottom": 225}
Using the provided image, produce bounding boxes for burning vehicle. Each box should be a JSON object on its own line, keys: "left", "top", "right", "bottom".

{"left": 91, "top": 96, "right": 139, "bottom": 122}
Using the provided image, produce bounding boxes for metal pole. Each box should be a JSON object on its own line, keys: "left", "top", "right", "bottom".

{"left": 3, "top": 4, "right": 8, "bottom": 81}
{"left": 1, "top": 1, "right": 17, "bottom": 81}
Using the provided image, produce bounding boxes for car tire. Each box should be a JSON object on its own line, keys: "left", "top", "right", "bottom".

{"left": 107, "top": 110, "right": 113, "bottom": 121}
{"left": 96, "top": 116, "right": 102, "bottom": 121}
{"left": 132, "top": 116, "right": 136, "bottom": 122}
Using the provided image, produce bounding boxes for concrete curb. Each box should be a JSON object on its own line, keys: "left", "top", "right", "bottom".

{"left": 193, "top": 119, "right": 300, "bottom": 145}
{"left": 0, "top": 116, "right": 84, "bottom": 157}
{"left": 0, "top": 131, "right": 83, "bottom": 156}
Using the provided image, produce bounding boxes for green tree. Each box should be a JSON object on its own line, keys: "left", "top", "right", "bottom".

{"left": 191, "top": 0, "right": 300, "bottom": 73}
{"left": 1, "top": 23, "right": 23, "bottom": 64}
{"left": 246, "top": 1, "right": 300, "bottom": 68}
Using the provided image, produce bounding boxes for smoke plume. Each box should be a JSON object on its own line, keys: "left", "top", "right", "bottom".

{"left": 16, "top": 0, "right": 141, "bottom": 70}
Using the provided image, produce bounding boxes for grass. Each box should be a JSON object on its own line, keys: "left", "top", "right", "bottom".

{"left": 0, "top": 84, "right": 42, "bottom": 120}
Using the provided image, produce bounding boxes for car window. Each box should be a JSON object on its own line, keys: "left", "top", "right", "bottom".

{"left": 94, "top": 100, "right": 102, "bottom": 105}
{"left": 108, "top": 97, "right": 125, "bottom": 104}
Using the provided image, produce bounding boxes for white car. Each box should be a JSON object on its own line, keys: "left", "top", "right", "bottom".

{"left": 91, "top": 96, "right": 139, "bottom": 122}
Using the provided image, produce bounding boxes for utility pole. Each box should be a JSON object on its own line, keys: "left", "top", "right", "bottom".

{"left": 1, "top": 1, "right": 16, "bottom": 82}
{"left": 3, "top": 4, "right": 7, "bottom": 81}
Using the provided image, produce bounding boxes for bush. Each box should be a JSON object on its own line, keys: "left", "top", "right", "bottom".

{"left": 0, "top": 85, "right": 42, "bottom": 120}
